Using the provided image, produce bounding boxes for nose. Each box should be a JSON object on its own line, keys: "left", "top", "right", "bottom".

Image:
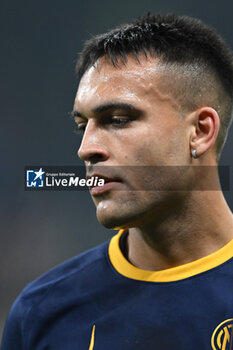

{"left": 78, "top": 120, "right": 109, "bottom": 164}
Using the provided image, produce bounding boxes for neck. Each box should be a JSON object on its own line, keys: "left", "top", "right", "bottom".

{"left": 127, "top": 190, "right": 233, "bottom": 271}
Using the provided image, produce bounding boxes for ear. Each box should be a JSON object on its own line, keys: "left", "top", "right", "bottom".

{"left": 189, "top": 107, "right": 220, "bottom": 158}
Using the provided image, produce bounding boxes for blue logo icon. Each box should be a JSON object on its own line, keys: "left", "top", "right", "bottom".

{"left": 26, "top": 168, "right": 45, "bottom": 187}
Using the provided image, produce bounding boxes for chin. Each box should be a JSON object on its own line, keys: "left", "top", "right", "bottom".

{"left": 95, "top": 204, "right": 142, "bottom": 230}
{"left": 94, "top": 191, "right": 176, "bottom": 229}
{"left": 96, "top": 210, "right": 126, "bottom": 229}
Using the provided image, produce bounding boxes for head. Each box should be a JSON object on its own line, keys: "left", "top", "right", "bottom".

{"left": 73, "top": 14, "right": 233, "bottom": 229}
{"left": 76, "top": 13, "right": 233, "bottom": 158}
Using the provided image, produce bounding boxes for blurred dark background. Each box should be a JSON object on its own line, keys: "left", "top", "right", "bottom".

{"left": 0, "top": 0, "right": 232, "bottom": 339}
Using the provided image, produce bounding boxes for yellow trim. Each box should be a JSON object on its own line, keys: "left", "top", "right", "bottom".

{"left": 108, "top": 230, "right": 233, "bottom": 282}
{"left": 89, "top": 324, "right": 95, "bottom": 350}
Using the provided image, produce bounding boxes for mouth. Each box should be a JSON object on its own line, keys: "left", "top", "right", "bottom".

{"left": 86, "top": 174, "right": 122, "bottom": 195}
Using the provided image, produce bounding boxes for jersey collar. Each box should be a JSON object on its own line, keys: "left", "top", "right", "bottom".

{"left": 108, "top": 229, "right": 233, "bottom": 282}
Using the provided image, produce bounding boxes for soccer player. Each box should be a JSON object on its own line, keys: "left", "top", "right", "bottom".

{"left": 2, "top": 13, "right": 233, "bottom": 350}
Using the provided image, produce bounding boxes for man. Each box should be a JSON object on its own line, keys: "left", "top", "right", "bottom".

{"left": 2, "top": 13, "right": 233, "bottom": 350}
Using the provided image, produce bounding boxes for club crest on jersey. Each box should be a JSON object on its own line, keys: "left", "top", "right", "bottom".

{"left": 211, "top": 319, "right": 233, "bottom": 350}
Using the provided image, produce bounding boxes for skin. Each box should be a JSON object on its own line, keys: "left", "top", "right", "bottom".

{"left": 73, "top": 55, "right": 233, "bottom": 271}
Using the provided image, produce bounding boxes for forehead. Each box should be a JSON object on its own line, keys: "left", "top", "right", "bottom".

{"left": 74, "top": 56, "right": 178, "bottom": 111}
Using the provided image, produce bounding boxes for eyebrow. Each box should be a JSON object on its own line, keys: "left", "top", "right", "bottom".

{"left": 71, "top": 102, "right": 141, "bottom": 119}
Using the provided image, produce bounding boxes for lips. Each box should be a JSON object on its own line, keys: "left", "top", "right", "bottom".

{"left": 86, "top": 173, "right": 122, "bottom": 195}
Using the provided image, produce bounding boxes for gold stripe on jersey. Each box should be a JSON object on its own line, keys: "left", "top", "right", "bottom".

{"left": 89, "top": 324, "right": 95, "bottom": 350}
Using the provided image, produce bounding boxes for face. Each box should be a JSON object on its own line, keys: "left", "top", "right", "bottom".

{"left": 73, "top": 56, "right": 192, "bottom": 229}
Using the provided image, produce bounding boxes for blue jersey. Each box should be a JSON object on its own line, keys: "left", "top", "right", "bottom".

{"left": 2, "top": 230, "right": 233, "bottom": 350}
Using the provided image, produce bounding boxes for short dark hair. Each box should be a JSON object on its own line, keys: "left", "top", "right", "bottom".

{"left": 76, "top": 13, "right": 233, "bottom": 158}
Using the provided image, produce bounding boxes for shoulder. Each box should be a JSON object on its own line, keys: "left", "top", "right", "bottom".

{"left": 22, "top": 239, "right": 110, "bottom": 303}
{"left": 6, "top": 241, "right": 111, "bottom": 323}
{"left": 1, "top": 240, "right": 112, "bottom": 349}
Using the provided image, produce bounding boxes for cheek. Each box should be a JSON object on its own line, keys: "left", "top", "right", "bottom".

{"left": 132, "top": 132, "right": 168, "bottom": 165}
{"left": 169, "top": 127, "right": 190, "bottom": 162}
{"left": 136, "top": 130, "right": 187, "bottom": 166}
{"left": 114, "top": 118, "right": 186, "bottom": 165}
{"left": 123, "top": 140, "right": 157, "bottom": 165}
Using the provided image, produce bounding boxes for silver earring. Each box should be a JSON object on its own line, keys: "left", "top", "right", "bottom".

{"left": 191, "top": 149, "right": 198, "bottom": 159}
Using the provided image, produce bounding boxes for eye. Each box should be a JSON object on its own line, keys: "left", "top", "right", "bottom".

{"left": 74, "top": 123, "right": 86, "bottom": 135}
{"left": 73, "top": 117, "right": 87, "bottom": 135}
{"left": 110, "top": 116, "right": 131, "bottom": 127}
